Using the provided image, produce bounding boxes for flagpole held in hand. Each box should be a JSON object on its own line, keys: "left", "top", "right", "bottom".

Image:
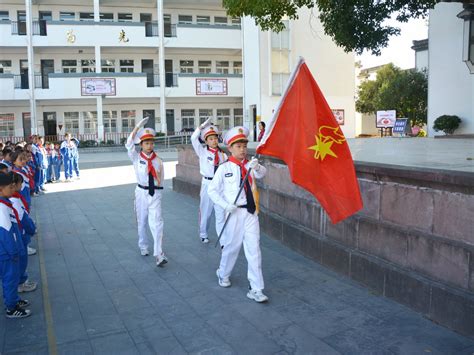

{"left": 214, "top": 167, "right": 252, "bottom": 248}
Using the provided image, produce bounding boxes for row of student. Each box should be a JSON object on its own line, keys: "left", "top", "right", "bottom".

{"left": 0, "top": 168, "right": 37, "bottom": 318}
{"left": 126, "top": 118, "right": 269, "bottom": 303}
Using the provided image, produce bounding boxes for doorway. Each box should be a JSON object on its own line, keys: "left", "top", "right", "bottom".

{"left": 40, "top": 59, "right": 54, "bottom": 89}
{"left": 43, "top": 112, "right": 57, "bottom": 138}
{"left": 251, "top": 105, "right": 257, "bottom": 141}
{"left": 142, "top": 110, "right": 155, "bottom": 130}
{"left": 165, "top": 59, "right": 173, "bottom": 87}
{"left": 20, "top": 60, "right": 28, "bottom": 89}
{"left": 38, "top": 11, "right": 51, "bottom": 35}
{"left": 17, "top": 11, "right": 26, "bottom": 35}
{"left": 142, "top": 59, "right": 154, "bottom": 87}
{"left": 22, "top": 112, "right": 31, "bottom": 138}
{"left": 166, "top": 109, "right": 174, "bottom": 134}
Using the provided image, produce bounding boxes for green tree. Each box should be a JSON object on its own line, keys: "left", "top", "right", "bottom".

{"left": 223, "top": 0, "right": 441, "bottom": 55}
{"left": 356, "top": 64, "right": 428, "bottom": 126}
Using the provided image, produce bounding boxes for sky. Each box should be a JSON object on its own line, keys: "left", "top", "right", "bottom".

{"left": 357, "top": 17, "right": 429, "bottom": 70}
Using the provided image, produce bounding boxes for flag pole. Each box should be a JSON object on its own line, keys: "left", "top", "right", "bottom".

{"left": 214, "top": 167, "right": 252, "bottom": 248}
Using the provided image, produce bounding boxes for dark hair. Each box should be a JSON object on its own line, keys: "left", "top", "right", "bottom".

{"left": 0, "top": 172, "right": 14, "bottom": 186}
{"left": 0, "top": 163, "right": 9, "bottom": 172}
{"left": 12, "top": 172, "right": 23, "bottom": 184}
{"left": 259, "top": 121, "right": 266, "bottom": 129}
{"left": 10, "top": 150, "right": 24, "bottom": 164}
{"left": 2, "top": 147, "right": 12, "bottom": 157}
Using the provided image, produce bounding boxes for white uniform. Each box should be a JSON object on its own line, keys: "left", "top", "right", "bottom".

{"left": 191, "top": 127, "right": 227, "bottom": 240}
{"left": 208, "top": 160, "right": 267, "bottom": 291}
{"left": 126, "top": 134, "right": 164, "bottom": 257}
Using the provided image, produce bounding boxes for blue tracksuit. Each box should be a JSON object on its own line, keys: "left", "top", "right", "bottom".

{"left": 33, "top": 144, "right": 48, "bottom": 192}
{"left": 12, "top": 167, "right": 31, "bottom": 209}
{"left": 0, "top": 198, "right": 24, "bottom": 310}
{"left": 71, "top": 138, "right": 80, "bottom": 178}
{"left": 52, "top": 148, "right": 61, "bottom": 181}
{"left": 46, "top": 148, "right": 53, "bottom": 182}
{"left": 60, "top": 141, "right": 73, "bottom": 180}
{"left": 11, "top": 195, "right": 36, "bottom": 285}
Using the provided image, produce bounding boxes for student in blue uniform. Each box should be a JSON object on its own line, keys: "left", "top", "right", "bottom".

{"left": 0, "top": 172, "right": 31, "bottom": 318}
{"left": 71, "top": 136, "right": 80, "bottom": 179}
{"left": 60, "top": 133, "right": 74, "bottom": 182}
{"left": 11, "top": 173, "right": 37, "bottom": 293}
{"left": 52, "top": 143, "right": 61, "bottom": 182}
{"left": 1, "top": 147, "right": 13, "bottom": 170}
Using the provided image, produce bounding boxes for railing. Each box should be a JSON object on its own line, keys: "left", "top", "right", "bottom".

{"left": 103, "top": 132, "right": 129, "bottom": 145}
{"left": 11, "top": 20, "right": 46, "bottom": 35}
{"left": 150, "top": 73, "right": 178, "bottom": 87}
{"left": 144, "top": 22, "right": 177, "bottom": 37}
{"left": 13, "top": 74, "right": 46, "bottom": 89}
{"left": 0, "top": 136, "right": 27, "bottom": 144}
{"left": 154, "top": 133, "right": 192, "bottom": 149}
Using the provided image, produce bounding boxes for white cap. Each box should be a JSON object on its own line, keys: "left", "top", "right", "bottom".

{"left": 224, "top": 126, "right": 249, "bottom": 146}
{"left": 200, "top": 125, "right": 219, "bottom": 141}
{"left": 134, "top": 127, "right": 156, "bottom": 144}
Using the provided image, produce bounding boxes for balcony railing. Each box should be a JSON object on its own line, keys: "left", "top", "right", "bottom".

{"left": 148, "top": 73, "right": 178, "bottom": 87}
{"left": 11, "top": 20, "right": 47, "bottom": 35}
{"left": 13, "top": 74, "right": 47, "bottom": 89}
{"left": 144, "top": 21, "right": 177, "bottom": 37}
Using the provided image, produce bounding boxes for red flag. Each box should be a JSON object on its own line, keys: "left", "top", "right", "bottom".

{"left": 257, "top": 58, "right": 363, "bottom": 224}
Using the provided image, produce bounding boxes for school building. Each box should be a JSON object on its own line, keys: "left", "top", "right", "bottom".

{"left": 0, "top": 0, "right": 356, "bottom": 144}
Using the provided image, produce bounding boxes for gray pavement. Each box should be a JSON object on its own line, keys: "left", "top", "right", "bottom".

{"left": 0, "top": 152, "right": 473, "bottom": 354}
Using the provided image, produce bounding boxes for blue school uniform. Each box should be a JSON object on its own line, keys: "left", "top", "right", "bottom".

{"left": 71, "top": 138, "right": 80, "bottom": 178}
{"left": 60, "top": 141, "right": 73, "bottom": 180}
{"left": 0, "top": 198, "right": 24, "bottom": 310}
{"left": 11, "top": 195, "right": 35, "bottom": 285}
{"left": 12, "top": 167, "right": 31, "bottom": 209}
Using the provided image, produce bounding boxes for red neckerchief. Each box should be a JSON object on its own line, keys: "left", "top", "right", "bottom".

{"left": 12, "top": 192, "right": 29, "bottom": 213}
{"left": 139, "top": 151, "right": 160, "bottom": 185}
{"left": 207, "top": 147, "right": 220, "bottom": 167}
{"left": 0, "top": 198, "right": 22, "bottom": 231}
{"left": 228, "top": 156, "right": 252, "bottom": 190}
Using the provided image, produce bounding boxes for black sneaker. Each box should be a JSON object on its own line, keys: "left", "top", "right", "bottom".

{"left": 5, "top": 306, "right": 31, "bottom": 319}
{"left": 17, "top": 299, "right": 30, "bottom": 308}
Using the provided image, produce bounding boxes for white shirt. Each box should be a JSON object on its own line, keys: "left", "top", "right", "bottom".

{"left": 126, "top": 135, "right": 164, "bottom": 187}
{"left": 191, "top": 128, "right": 227, "bottom": 178}
{"left": 208, "top": 160, "right": 266, "bottom": 211}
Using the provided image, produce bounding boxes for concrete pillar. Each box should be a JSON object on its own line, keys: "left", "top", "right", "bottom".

{"left": 157, "top": 0, "right": 167, "bottom": 134}
{"left": 25, "top": 0, "right": 37, "bottom": 135}
{"left": 94, "top": 0, "right": 100, "bottom": 22}
{"left": 95, "top": 45, "right": 104, "bottom": 142}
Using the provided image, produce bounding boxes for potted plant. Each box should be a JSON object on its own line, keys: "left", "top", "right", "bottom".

{"left": 433, "top": 115, "right": 461, "bottom": 135}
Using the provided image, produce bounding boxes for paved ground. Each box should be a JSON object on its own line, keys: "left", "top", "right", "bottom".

{"left": 1, "top": 151, "right": 474, "bottom": 354}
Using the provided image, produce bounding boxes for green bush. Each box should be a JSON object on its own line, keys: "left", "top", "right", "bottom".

{"left": 120, "top": 137, "right": 127, "bottom": 145}
{"left": 156, "top": 132, "right": 165, "bottom": 137}
{"left": 433, "top": 115, "right": 461, "bottom": 135}
{"left": 82, "top": 140, "right": 98, "bottom": 147}
{"left": 106, "top": 139, "right": 115, "bottom": 145}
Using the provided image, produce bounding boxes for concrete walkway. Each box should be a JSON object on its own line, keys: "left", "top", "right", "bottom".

{"left": 1, "top": 151, "right": 473, "bottom": 354}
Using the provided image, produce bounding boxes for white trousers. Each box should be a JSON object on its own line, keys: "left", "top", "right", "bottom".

{"left": 199, "top": 179, "right": 225, "bottom": 239}
{"left": 219, "top": 208, "right": 264, "bottom": 291}
{"left": 135, "top": 187, "right": 164, "bottom": 256}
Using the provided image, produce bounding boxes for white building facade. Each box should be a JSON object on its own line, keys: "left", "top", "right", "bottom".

{"left": 0, "top": 0, "right": 244, "bottom": 143}
{"left": 428, "top": 2, "right": 474, "bottom": 136}
{"left": 242, "top": 9, "right": 357, "bottom": 140}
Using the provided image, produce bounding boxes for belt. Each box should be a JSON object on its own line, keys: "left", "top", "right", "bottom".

{"left": 137, "top": 184, "right": 163, "bottom": 190}
{"left": 203, "top": 177, "right": 213, "bottom": 180}
{"left": 237, "top": 205, "right": 248, "bottom": 208}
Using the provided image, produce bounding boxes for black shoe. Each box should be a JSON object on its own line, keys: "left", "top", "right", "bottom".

{"left": 5, "top": 306, "right": 31, "bottom": 318}
{"left": 17, "top": 299, "right": 30, "bottom": 308}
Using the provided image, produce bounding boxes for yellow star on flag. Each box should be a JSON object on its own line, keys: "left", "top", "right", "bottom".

{"left": 308, "top": 135, "right": 338, "bottom": 161}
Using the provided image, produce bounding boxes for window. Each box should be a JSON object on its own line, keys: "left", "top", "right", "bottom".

{"left": 83, "top": 111, "right": 97, "bottom": 134}
{"left": 103, "top": 111, "right": 117, "bottom": 133}
{"left": 178, "top": 15, "right": 192, "bottom": 24}
{"left": 79, "top": 12, "right": 94, "bottom": 21}
{"left": 234, "top": 108, "right": 243, "bottom": 126}
{"left": 233, "top": 61, "right": 242, "bottom": 75}
{"left": 216, "top": 109, "right": 231, "bottom": 130}
{"left": 198, "top": 60, "right": 211, "bottom": 74}
{"left": 231, "top": 17, "right": 241, "bottom": 26}
{"left": 81, "top": 59, "right": 95, "bottom": 73}
{"left": 120, "top": 59, "right": 134, "bottom": 73}
{"left": 271, "top": 20, "right": 290, "bottom": 95}
{"left": 0, "top": 114, "right": 15, "bottom": 137}
{"left": 39, "top": 11, "right": 52, "bottom": 21}
{"left": 180, "top": 60, "right": 194, "bottom": 73}
{"left": 60, "top": 12, "right": 75, "bottom": 21}
{"left": 118, "top": 13, "right": 133, "bottom": 22}
{"left": 216, "top": 61, "right": 229, "bottom": 74}
{"left": 0, "top": 60, "right": 12, "bottom": 74}
{"left": 62, "top": 60, "right": 77, "bottom": 73}
{"left": 181, "top": 109, "right": 195, "bottom": 129}
{"left": 196, "top": 16, "right": 210, "bottom": 25}
{"left": 121, "top": 110, "right": 135, "bottom": 133}
{"left": 0, "top": 11, "right": 9, "bottom": 21}
{"left": 199, "top": 109, "right": 213, "bottom": 125}
{"left": 101, "top": 59, "right": 115, "bottom": 73}
{"left": 100, "top": 13, "right": 114, "bottom": 22}
{"left": 214, "top": 16, "right": 228, "bottom": 26}
{"left": 64, "top": 112, "right": 79, "bottom": 135}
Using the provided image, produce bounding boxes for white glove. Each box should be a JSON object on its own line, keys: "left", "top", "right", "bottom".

{"left": 199, "top": 117, "right": 212, "bottom": 130}
{"left": 137, "top": 117, "right": 149, "bottom": 129}
{"left": 225, "top": 204, "right": 238, "bottom": 214}
{"left": 248, "top": 158, "right": 259, "bottom": 170}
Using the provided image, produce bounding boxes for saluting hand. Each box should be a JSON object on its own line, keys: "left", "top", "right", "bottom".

{"left": 137, "top": 117, "right": 149, "bottom": 129}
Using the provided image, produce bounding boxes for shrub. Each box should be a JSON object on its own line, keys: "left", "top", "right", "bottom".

{"left": 106, "top": 139, "right": 115, "bottom": 145}
{"left": 82, "top": 140, "right": 98, "bottom": 147}
{"left": 433, "top": 115, "right": 461, "bottom": 135}
{"left": 120, "top": 137, "right": 127, "bottom": 145}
